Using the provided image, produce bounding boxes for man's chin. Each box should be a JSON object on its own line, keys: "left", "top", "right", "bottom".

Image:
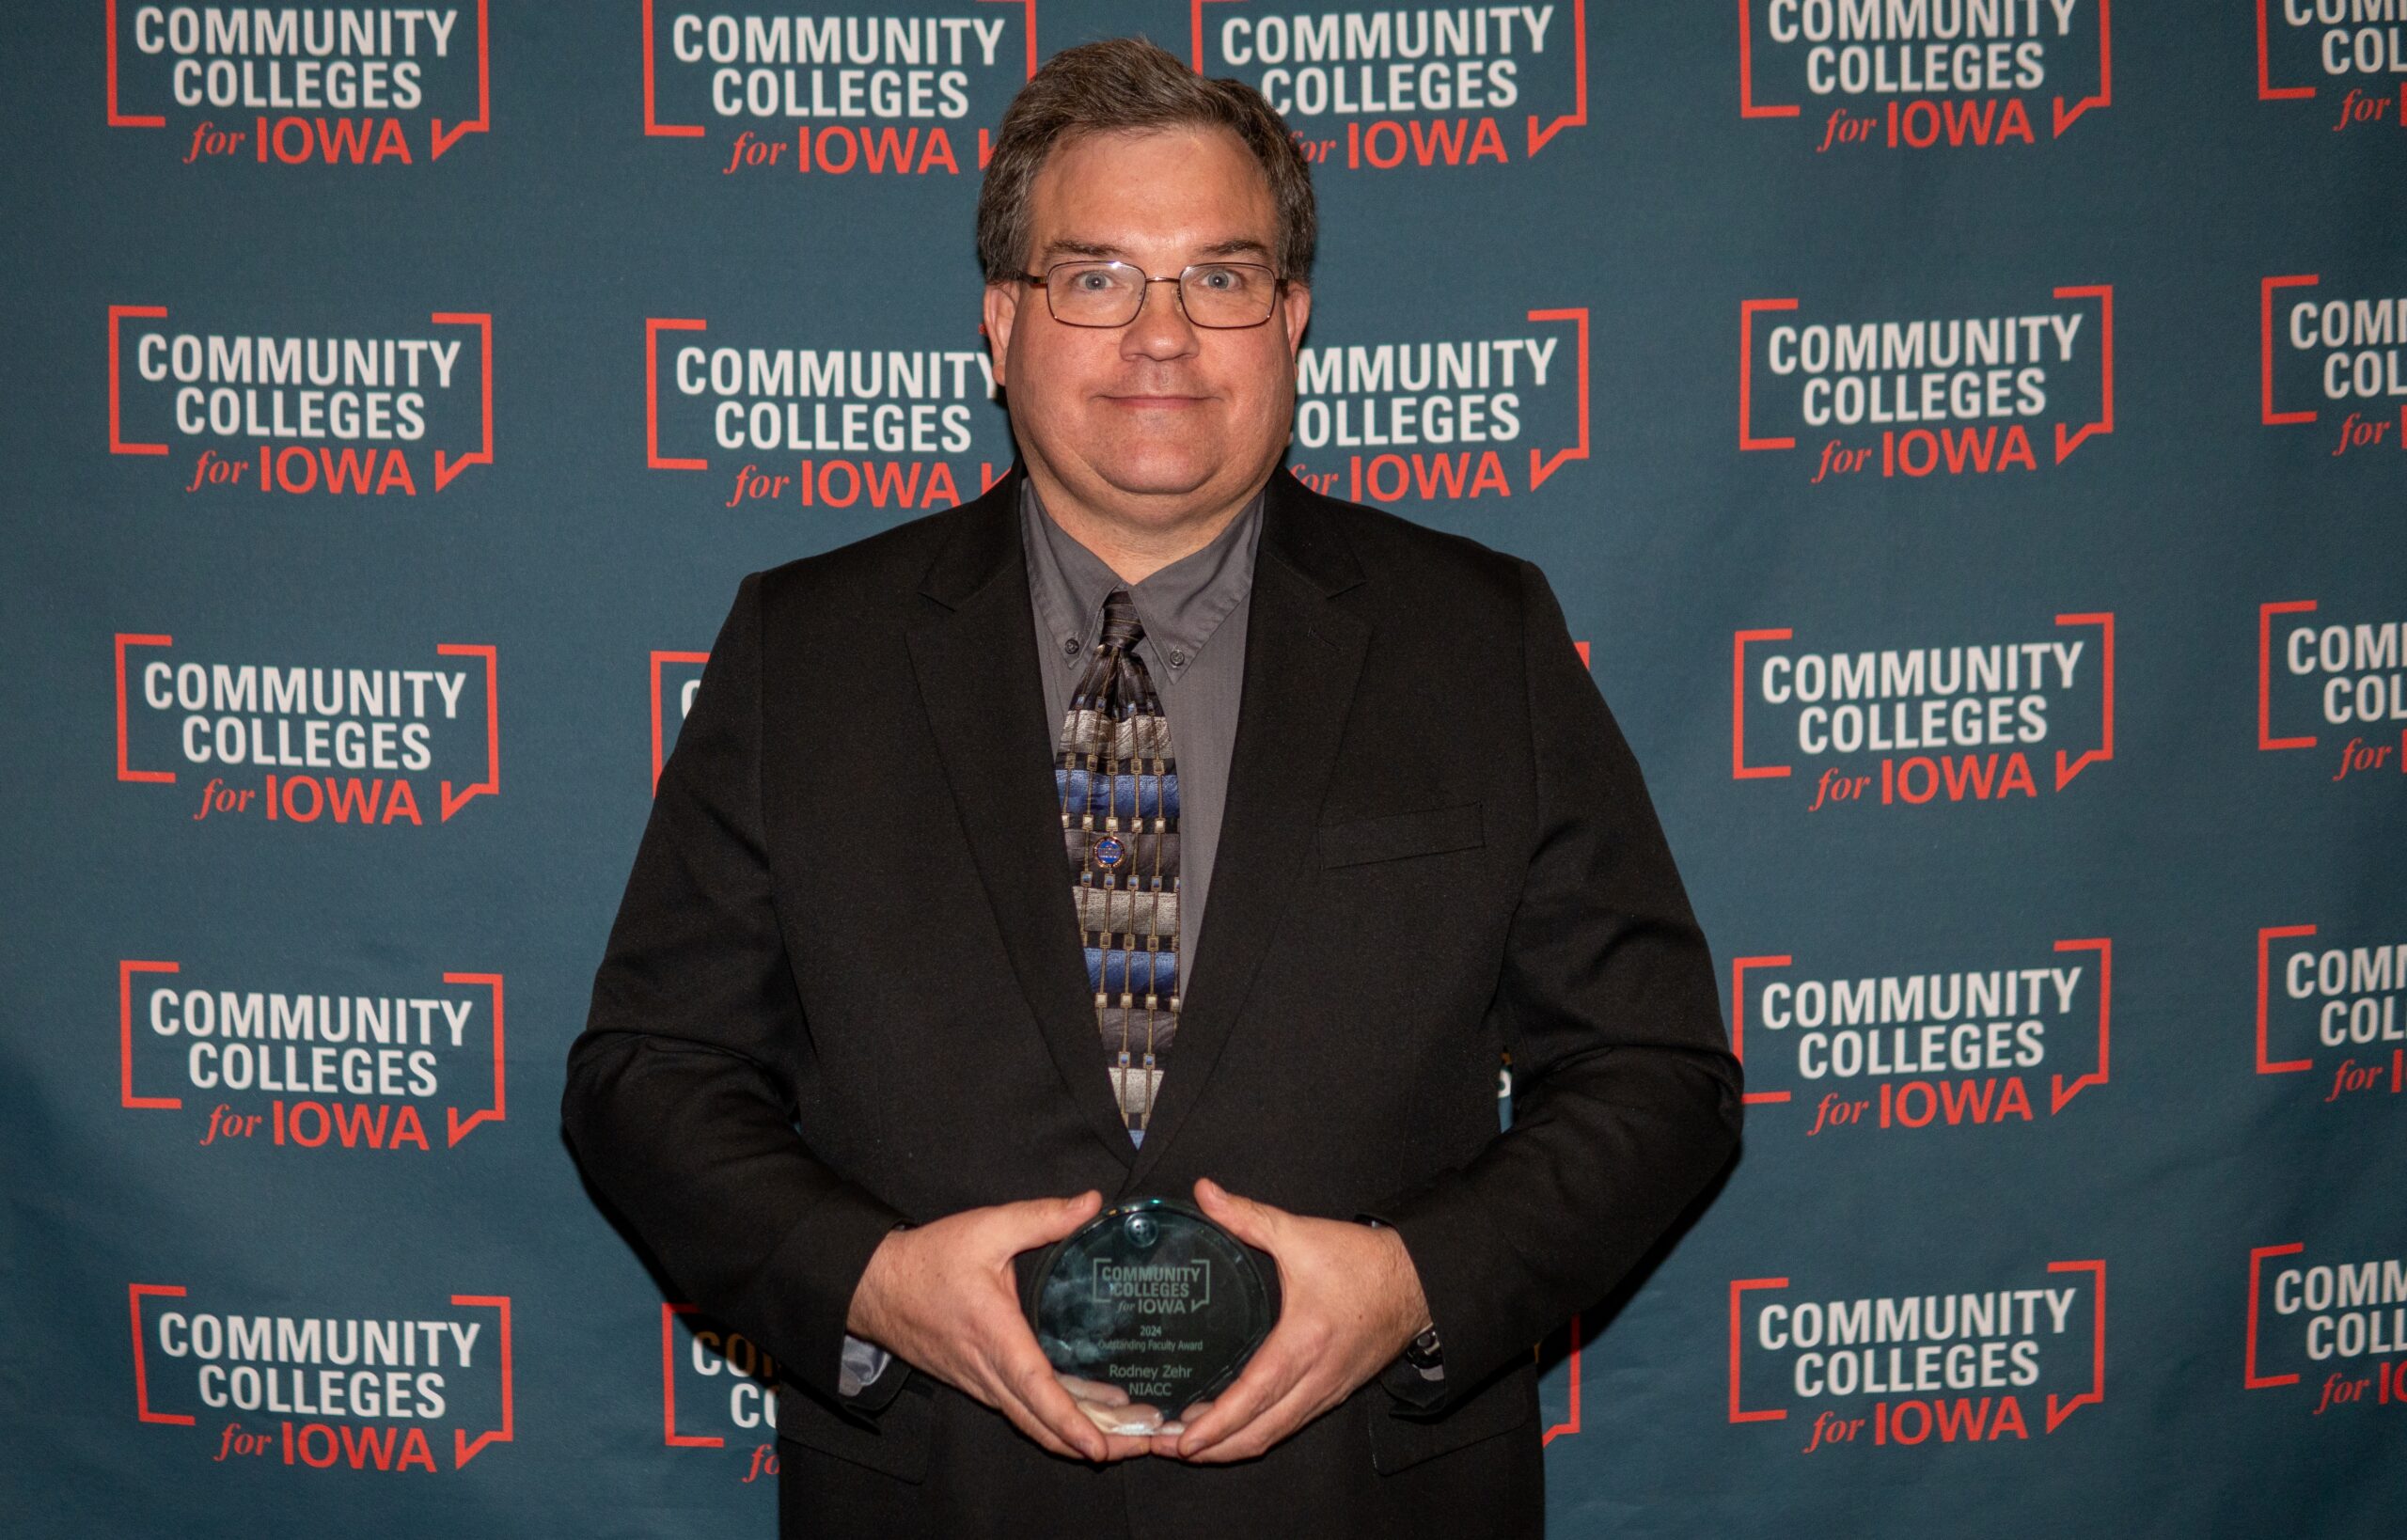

{"left": 1086, "top": 453, "right": 1224, "bottom": 503}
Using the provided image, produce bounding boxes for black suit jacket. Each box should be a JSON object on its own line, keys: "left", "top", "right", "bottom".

{"left": 562, "top": 464, "right": 1742, "bottom": 1538}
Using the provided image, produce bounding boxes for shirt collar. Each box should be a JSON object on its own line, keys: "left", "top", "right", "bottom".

{"left": 1020, "top": 475, "right": 1263, "bottom": 680}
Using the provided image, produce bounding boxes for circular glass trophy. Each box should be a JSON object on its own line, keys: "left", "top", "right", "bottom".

{"left": 1030, "top": 1197, "right": 1275, "bottom": 1416}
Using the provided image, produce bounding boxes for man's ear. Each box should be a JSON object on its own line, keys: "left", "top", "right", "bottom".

{"left": 983, "top": 280, "right": 1020, "bottom": 385}
{"left": 1279, "top": 281, "right": 1312, "bottom": 357}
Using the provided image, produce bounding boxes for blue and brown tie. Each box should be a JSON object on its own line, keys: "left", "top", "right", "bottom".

{"left": 1056, "top": 590, "right": 1180, "bottom": 1144}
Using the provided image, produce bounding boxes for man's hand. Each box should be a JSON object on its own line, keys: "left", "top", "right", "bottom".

{"left": 1153, "top": 1177, "right": 1430, "bottom": 1464}
{"left": 845, "top": 1190, "right": 1155, "bottom": 1463}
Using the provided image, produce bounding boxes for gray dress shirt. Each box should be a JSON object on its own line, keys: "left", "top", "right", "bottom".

{"left": 838, "top": 479, "right": 1262, "bottom": 1399}
{"left": 838, "top": 476, "right": 1440, "bottom": 1403}
{"left": 1019, "top": 475, "right": 1263, "bottom": 975}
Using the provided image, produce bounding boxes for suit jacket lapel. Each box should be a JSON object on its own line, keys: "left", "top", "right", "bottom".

{"left": 905, "top": 465, "right": 1138, "bottom": 1169}
{"left": 1125, "top": 469, "right": 1369, "bottom": 1188}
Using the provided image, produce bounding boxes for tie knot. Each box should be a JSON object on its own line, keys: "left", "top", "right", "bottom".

{"left": 1098, "top": 590, "right": 1144, "bottom": 650}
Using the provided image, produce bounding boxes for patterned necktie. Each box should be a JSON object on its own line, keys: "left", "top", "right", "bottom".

{"left": 1056, "top": 589, "right": 1180, "bottom": 1144}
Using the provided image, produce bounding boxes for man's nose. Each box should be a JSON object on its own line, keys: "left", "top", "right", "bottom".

{"left": 1120, "top": 280, "right": 1201, "bottom": 362}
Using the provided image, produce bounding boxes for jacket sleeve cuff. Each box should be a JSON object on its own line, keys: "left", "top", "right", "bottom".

{"left": 1358, "top": 1187, "right": 1514, "bottom": 1410}
{"left": 742, "top": 1197, "right": 912, "bottom": 1415}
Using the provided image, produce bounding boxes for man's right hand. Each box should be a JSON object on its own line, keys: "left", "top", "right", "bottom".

{"left": 844, "top": 1190, "right": 1153, "bottom": 1463}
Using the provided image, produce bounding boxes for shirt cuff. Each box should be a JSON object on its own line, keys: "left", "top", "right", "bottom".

{"left": 1379, "top": 1351, "right": 1449, "bottom": 1408}
{"left": 836, "top": 1334, "right": 891, "bottom": 1398}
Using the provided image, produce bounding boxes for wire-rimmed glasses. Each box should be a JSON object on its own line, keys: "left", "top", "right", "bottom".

{"left": 1020, "top": 260, "right": 1284, "bottom": 329}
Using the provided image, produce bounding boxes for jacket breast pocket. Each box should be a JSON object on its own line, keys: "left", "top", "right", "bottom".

{"left": 1315, "top": 800, "right": 1486, "bottom": 870}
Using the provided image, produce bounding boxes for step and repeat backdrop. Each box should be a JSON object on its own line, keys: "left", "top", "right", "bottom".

{"left": 2, "top": 3, "right": 2401, "bottom": 1535}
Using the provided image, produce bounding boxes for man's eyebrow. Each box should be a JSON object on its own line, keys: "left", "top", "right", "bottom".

{"left": 1195, "top": 238, "right": 1274, "bottom": 260}
{"left": 1038, "top": 239, "right": 1125, "bottom": 261}
{"left": 1033, "top": 236, "right": 1277, "bottom": 263}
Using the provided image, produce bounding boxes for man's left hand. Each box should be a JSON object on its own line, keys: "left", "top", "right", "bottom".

{"left": 1152, "top": 1177, "right": 1430, "bottom": 1464}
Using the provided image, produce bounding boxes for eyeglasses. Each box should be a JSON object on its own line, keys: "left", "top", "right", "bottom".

{"left": 1020, "top": 260, "right": 1284, "bottom": 329}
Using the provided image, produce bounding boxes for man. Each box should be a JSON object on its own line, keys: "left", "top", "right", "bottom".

{"left": 564, "top": 37, "right": 1739, "bottom": 1539}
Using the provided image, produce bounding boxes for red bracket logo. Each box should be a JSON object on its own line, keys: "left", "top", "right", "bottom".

{"left": 1729, "top": 628, "right": 1794, "bottom": 779}
{"left": 433, "top": 313, "right": 496, "bottom": 489}
{"left": 2043, "top": 1259, "right": 2106, "bottom": 1432}
{"left": 2053, "top": 612, "right": 2114, "bottom": 791}
{"left": 2262, "top": 275, "right": 2322, "bottom": 423}
{"left": 2256, "top": 925, "right": 2320, "bottom": 1076}
{"left": 1728, "top": 955, "right": 1794, "bottom": 1106}
{"left": 1727, "top": 941, "right": 2109, "bottom": 1115}
{"left": 1738, "top": 290, "right": 2112, "bottom": 464}
{"left": 1728, "top": 1264, "right": 2105, "bottom": 1430}
{"left": 106, "top": 0, "right": 490, "bottom": 157}
{"left": 1727, "top": 1277, "right": 1792, "bottom": 1423}
{"left": 646, "top": 319, "right": 711, "bottom": 470}
{"left": 127, "top": 1285, "right": 513, "bottom": 1465}
{"left": 662, "top": 1304, "right": 729, "bottom": 1449}
{"left": 649, "top": 0, "right": 1041, "bottom": 137}
{"left": 2258, "top": 600, "right": 2321, "bottom": 750}
{"left": 108, "top": 306, "right": 494, "bottom": 491}
{"left": 1528, "top": 307, "right": 1591, "bottom": 488}
{"left": 2050, "top": 939, "right": 2113, "bottom": 1113}
{"left": 651, "top": 651, "right": 713, "bottom": 793}
{"left": 1738, "top": 0, "right": 2109, "bottom": 135}
{"left": 444, "top": 973, "right": 508, "bottom": 1145}
{"left": 2244, "top": 1242, "right": 2306, "bottom": 1387}
{"left": 437, "top": 643, "right": 500, "bottom": 820}
{"left": 1188, "top": 0, "right": 1586, "bottom": 156}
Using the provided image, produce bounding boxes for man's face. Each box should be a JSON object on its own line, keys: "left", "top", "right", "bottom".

{"left": 983, "top": 125, "right": 1311, "bottom": 527}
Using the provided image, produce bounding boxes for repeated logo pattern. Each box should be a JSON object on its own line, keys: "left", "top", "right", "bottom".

{"left": 5, "top": 3, "right": 2398, "bottom": 1533}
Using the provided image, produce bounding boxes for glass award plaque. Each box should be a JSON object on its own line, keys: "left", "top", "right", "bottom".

{"left": 1030, "top": 1197, "right": 1274, "bottom": 1416}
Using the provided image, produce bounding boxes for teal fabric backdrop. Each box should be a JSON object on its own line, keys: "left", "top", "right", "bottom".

{"left": 4, "top": 3, "right": 2401, "bottom": 1533}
